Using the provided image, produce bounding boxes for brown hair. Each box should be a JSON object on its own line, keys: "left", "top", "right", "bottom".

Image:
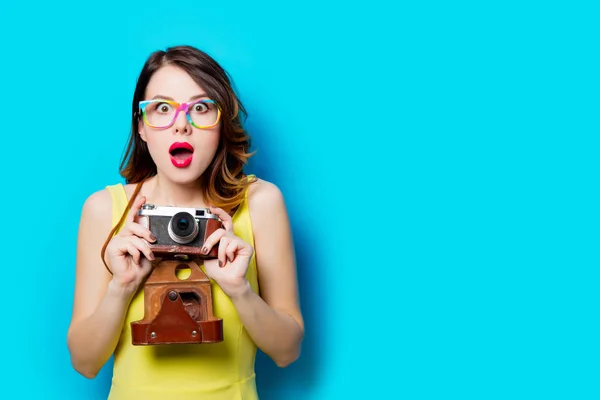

{"left": 119, "top": 45, "right": 256, "bottom": 212}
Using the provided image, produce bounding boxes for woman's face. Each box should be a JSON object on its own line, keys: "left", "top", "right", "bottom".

{"left": 138, "top": 64, "right": 221, "bottom": 185}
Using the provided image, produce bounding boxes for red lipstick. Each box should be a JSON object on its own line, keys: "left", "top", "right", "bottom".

{"left": 169, "top": 142, "right": 194, "bottom": 168}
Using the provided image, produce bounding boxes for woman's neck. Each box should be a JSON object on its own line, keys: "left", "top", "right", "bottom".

{"left": 143, "top": 174, "right": 209, "bottom": 208}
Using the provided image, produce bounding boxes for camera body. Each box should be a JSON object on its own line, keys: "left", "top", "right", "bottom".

{"left": 138, "top": 204, "right": 223, "bottom": 258}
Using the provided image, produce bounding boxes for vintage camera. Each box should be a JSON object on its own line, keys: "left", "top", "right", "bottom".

{"left": 138, "top": 204, "right": 223, "bottom": 258}
{"left": 131, "top": 204, "right": 225, "bottom": 346}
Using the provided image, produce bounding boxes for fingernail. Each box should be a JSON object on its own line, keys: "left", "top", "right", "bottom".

{"left": 227, "top": 256, "right": 232, "bottom": 263}
{"left": 201, "top": 247, "right": 208, "bottom": 254}
{"left": 218, "top": 260, "right": 222, "bottom": 267}
{"left": 149, "top": 253, "right": 155, "bottom": 260}
{"left": 150, "top": 234, "right": 157, "bottom": 242}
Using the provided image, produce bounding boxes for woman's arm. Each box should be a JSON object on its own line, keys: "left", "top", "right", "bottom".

{"left": 231, "top": 180, "right": 304, "bottom": 367}
{"left": 67, "top": 190, "right": 134, "bottom": 378}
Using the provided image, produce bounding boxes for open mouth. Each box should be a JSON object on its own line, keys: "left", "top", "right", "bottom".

{"left": 169, "top": 142, "right": 194, "bottom": 168}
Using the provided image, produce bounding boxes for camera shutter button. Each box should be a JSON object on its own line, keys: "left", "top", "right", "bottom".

{"left": 168, "top": 291, "right": 178, "bottom": 301}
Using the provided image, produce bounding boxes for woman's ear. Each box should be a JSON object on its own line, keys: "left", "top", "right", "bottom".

{"left": 138, "top": 116, "right": 147, "bottom": 142}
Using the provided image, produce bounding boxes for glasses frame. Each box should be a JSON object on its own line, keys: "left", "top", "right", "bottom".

{"left": 138, "top": 99, "right": 222, "bottom": 129}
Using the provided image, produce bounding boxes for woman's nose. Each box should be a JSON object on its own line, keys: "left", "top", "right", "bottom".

{"left": 172, "top": 106, "right": 191, "bottom": 135}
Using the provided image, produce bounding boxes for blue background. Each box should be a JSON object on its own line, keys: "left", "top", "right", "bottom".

{"left": 0, "top": 1, "right": 599, "bottom": 399}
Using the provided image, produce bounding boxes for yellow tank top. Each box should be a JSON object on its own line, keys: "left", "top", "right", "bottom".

{"left": 104, "top": 181, "right": 259, "bottom": 400}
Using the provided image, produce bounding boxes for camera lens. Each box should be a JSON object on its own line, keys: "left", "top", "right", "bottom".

{"left": 177, "top": 218, "right": 189, "bottom": 231}
{"left": 168, "top": 212, "right": 199, "bottom": 244}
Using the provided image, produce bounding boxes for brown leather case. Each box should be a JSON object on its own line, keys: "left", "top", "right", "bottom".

{"left": 130, "top": 258, "right": 224, "bottom": 345}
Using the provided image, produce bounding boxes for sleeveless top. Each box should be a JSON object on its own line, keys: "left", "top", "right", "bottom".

{"left": 104, "top": 181, "right": 260, "bottom": 400}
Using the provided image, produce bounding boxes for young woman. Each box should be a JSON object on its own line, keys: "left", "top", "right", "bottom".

{"left": 67, "top": 45, "right": 304, "bottom": 400}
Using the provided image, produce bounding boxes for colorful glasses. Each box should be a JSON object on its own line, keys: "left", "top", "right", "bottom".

{"left": 138, "top": 99, "right": 221, "bottom": 129}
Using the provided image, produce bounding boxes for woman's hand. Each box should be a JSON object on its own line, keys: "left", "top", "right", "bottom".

{"left": 201, "top": 206, "right": 254, "bottom": 299}
{"left": 104, "top": 195, "right": 156, "bottom": 297}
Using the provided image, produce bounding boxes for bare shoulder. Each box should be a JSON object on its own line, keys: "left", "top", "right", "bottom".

{"left": 77, "top": 187, "right": 117, "bottom": 264}
{"left": 81, "top": 183, "right": 135, "bottom": 222}
{"left": 246, "top": 177, "right": 287, "bottom": 217}
{"left": 245, "top": 176, "right": 294, "bottom": 259}
{"left": 71, "top": 185, "right": 120, "bottom": 324}
{"left": 80, "top": 187, "right": 113, "bottom": 222}
{"left": 243, "top": 178, "right": 303, "bottom": 333}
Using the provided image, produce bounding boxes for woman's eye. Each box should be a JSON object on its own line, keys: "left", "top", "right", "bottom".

{"left": 157, "top": 103, "right": 172, "bottom": 113}
{"left": 193, "top": 103, "right": 208, "bottom": 112}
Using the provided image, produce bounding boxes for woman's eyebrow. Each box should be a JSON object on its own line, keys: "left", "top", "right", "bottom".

{"left": 188, "top": 93, "right": 209, "bottom": 100}
{"left": 149, "top": 93, "right": 208, "bottom": 101}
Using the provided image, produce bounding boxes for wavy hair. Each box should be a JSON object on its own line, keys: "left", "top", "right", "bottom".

{"left": 119, "top": 45, "right": 256, "bottom": 212}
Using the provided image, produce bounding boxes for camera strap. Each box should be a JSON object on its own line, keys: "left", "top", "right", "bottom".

{"left": 100, "top": 179, "right": 146, "bottom": 275}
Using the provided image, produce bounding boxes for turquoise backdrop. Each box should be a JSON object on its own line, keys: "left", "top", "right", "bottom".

{"left": 0, "top": 1, "right": 599, "bottom": 399}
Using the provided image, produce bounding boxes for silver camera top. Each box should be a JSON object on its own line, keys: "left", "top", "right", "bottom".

{"left": 139, "top": 204, "right": 220, "bottom": 220}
